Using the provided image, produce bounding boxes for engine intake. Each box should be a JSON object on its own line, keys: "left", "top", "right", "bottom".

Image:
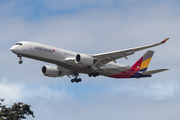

{"left": 41, "top": 66, "right": 60, "bottom": 77}
{"left": 75, "top": 54, "right": 94, "bottom": 66}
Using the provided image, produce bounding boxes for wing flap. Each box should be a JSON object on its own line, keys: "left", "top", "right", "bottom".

{"left": 139, "top": 69, "right": 169, "bottom": 75}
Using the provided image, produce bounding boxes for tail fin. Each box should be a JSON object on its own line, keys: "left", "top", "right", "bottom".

{"left": 131, "top": 50, "right": 154, "bottom": 72}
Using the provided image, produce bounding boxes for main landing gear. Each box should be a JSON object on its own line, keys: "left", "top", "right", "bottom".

{"left": 18, "top": 55, "right": 23, "bottom": 64}
{"left": 71, "top": 72, "right": 82, "bottom": 83}
{"left": 88, "top": 71, "right": 99, "bottom": 77}
{"left": 71, "top": 78, "right": 82, "bottom": 83}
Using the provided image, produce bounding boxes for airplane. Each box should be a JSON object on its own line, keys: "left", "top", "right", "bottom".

{"left": 10, "top": 38, "right": 169, "bottom": 83}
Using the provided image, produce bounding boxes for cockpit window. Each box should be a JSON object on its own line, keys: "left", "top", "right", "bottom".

{"left": 15, "top": 43, "right": 22, "bottom": 45}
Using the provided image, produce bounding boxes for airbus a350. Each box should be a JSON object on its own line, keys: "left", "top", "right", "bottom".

{"left": 10, "top": 38, "right": 169, "bottom": 83}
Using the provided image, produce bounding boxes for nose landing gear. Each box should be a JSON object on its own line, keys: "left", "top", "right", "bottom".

{"left": 18, "top": 55, "right": 23, "bottom": 64}
{"left": 19, "top": 61, "right": 23, "bottom": 64}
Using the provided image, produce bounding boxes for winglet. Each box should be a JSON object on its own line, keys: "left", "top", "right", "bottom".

{"left": 161, "top": 38, "right": 169, "bottom": 43}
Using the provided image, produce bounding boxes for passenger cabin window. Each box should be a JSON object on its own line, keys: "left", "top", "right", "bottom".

{"left": 15, "top": 43, "right": 22, "bottom": 45}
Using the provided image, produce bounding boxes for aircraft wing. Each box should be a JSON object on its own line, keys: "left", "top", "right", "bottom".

{"left": 92, "top": 38, "right": 169, "bottom": 69}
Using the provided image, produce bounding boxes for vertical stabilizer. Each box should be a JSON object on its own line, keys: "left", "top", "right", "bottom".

{"left": 132, "top": 50, "right": 154, "bottom": 72}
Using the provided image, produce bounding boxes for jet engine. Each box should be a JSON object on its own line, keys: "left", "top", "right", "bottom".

{"left": 41, "top": 66, "right": 60, "bottom": 77}
{"left": 75, "top": 54, "right": 94, "bottom": 66}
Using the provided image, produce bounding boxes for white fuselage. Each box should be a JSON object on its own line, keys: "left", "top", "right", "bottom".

{"left": 10, "top": 41, "right": 130, "bottom": 77}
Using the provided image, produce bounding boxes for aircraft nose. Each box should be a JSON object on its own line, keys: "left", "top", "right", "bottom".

{"left": 10, "top": 46, "right": 17, "bottom": 53}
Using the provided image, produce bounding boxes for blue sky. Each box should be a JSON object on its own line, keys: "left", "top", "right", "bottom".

{"left": 0, "top": 0, "right": 180, "bottom": 120}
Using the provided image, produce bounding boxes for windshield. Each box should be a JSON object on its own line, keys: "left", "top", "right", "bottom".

{"left": 15, "top": 43, "right": 22, "bottom": 45}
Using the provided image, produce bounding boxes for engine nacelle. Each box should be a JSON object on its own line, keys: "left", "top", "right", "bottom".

{"left": 75, "top": 54, "right": 94, "bottom": 66}
{"left": 41, "top": 66, "right": 60, "bottom": 77}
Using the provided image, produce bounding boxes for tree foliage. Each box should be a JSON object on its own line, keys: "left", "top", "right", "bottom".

{"left": 0, "top": 99, "right": 34, "bottom": 120}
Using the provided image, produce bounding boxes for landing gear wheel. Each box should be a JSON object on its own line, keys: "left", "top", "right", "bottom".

{"left": 19, "top": 61, "right": 23, "bottom": 64}
{"left": 88, "top": 73, "right": 92, "bottom": 77}
{"left": 89, "top": 72, "right": 99, "bottom": 77}
{"left": 71, "top": 78, "right": 82, "bottom": 83}
{"left": 79, "top": 78, "right": 82, "bottom": 82}
{"left": 71, "top": 79, "right": 74, "bottom": 83}
{"left": 93, "top": 73, "right": 96, "bottom": 77}
{"left": 75, "top": 78, "right": 79, "bottom": 83}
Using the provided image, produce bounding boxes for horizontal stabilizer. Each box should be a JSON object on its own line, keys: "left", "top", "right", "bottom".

{"left": 139, "top": 69, "right": 169, "bottom": 75}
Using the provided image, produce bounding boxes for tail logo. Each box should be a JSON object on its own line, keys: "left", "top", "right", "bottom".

{"left": 109, "top": 50, "right": 154, "bottom": 78}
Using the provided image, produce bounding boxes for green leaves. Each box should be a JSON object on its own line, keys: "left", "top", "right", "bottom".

{"left": 0, "top": 99, "right": 34, "bottom": 120}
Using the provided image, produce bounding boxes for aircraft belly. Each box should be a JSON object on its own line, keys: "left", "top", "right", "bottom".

{"left": 20, "top": 52, "right": 131, "bottom": 77}
{"left": 20, "top": 53, "right": 93, "bottom": 73}
{"left": 20, "top": 49, "right": 138, "bottom": 78}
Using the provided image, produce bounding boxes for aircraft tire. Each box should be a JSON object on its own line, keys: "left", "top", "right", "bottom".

{"left": 88, "top": 73, "right": 92, "bottom": 77}
{"left": 93, "top": 73, "right": 96, "bottom": 77}
{"left": 19, "top": 61, "right": 23, "bottom": 64}
{"left": 71, "top": 79, "right": 74, "bottom": 83}
{"left": 75, "top": 78, "right": 78, "bottom": 83}
{"left": 79, "top": 78, "right": 82, "bottom": 82}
